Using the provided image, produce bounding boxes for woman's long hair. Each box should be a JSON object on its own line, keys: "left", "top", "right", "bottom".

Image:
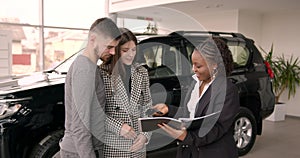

{"left": 110, "top": 28, "right": 138, "bottom": 89}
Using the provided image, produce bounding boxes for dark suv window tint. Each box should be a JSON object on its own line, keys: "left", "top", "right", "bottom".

{"left": 186, "top": 44, "right": 195, "bottom": 74}
{"left": 143, "top": 45, "right": 163, "bottom": 68}
{"left": 229, "top": 45, "right": 249, "bottom": 68}
{"left": 140, "top": 43, "right": 182, "bottom": 79}
{"left": 185, "top": 39, "right": 249, "bottom": 69}
{"left": 163, "top": 46, "right": 182, "bottom": 76}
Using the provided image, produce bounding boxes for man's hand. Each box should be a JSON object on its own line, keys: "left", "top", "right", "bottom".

{"left": 130, "top": 134, "right": 147, "bottom": 152}
{"left": 120, "top": 124, "right": 137, "bottom": 140}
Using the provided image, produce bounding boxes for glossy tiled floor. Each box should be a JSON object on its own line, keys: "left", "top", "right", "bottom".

{"left": 241, "top": 116, "right": 300, "bottom": 158}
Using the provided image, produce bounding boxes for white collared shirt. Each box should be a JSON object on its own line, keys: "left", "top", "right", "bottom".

{"left": 187, "top": 74, "right": 214, "bottom": 118}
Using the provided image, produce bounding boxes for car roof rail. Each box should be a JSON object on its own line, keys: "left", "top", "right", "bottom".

{"left": 169, "top": 31, "right": 246, "bottom": 38}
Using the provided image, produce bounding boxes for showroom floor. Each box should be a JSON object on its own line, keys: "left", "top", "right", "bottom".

{"left": 241, "top": 116, "right": 300, "bottom": 158}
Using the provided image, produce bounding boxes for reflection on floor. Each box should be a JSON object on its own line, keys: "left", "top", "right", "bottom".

{"left": 241, "top": 116, "right": 300, "bottom": 158}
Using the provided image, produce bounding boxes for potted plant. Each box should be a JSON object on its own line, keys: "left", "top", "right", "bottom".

{"left": 261, "top": 45, "right": 300, "bottom": 121}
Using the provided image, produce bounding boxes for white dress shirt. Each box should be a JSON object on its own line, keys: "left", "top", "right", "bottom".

{"left": 187, "top": 74, "right": 214, "bottom": 118}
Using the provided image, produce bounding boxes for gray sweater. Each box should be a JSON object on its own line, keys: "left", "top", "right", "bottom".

{"left": 60, "top": 55, "right": 106, "bottom": 158}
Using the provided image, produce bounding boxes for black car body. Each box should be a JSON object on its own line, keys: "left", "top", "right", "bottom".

{"left": 138, "top": 31, "right": 275, "bottom": 157}
{"left": 0, "top": 31, "right": 275, "bottom": 158}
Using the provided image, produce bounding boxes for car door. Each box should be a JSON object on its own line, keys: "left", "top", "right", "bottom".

{"left": 138, "top": 38, "right": 193, "bottom": 107}
{"left": 138, "top": 37, "right": 193, "bottom": 156}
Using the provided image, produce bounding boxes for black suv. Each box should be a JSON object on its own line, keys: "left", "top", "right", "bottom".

{"left": 138, "top": 31, "right": 275, "bottom": 157}
{"left": 0, "top": 31, "right": 275, "bottom": 158}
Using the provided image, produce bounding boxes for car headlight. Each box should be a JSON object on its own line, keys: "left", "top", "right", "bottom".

{"left": 0, "top": 97, "right": 32, "bottom": 119}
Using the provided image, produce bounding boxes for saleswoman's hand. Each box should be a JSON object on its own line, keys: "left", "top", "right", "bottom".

{"left": 157, "top": 123, "right": 187, "bottom": 141}
{"left": 152, "top": 103, "right": 169, "bottom": 116}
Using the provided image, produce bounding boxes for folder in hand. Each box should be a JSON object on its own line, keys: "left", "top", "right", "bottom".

{"left": 138, "top": 111, "right": 221, "bottom": 132}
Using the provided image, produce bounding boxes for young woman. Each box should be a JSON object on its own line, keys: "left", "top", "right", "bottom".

{"left": 99, "top": 28, "right": 152, "bottom": 158}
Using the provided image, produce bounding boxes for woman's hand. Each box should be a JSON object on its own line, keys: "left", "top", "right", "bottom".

{"left": 130, "top": 134, "right": 147, "bottom": 152}
{"left": 152, "top": 103, "right": 169, "bottom": 116}
{"left": 157, "top": 123, "right": 187, "bottom": 141}
{"left": 120, "top": 123, "right": 137, "bottom": 140}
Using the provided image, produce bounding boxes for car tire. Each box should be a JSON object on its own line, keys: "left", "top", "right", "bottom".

{"left": 29, "top": 129, "right": 64, "bottom": 158}
{"left": 234, "top": 107, "right": 257, "bottom": 156}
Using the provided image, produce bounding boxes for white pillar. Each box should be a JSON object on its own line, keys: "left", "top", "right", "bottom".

{"left": 103, "top": 0, "right": 109, "bottom": 17}
{"left": 0, "top": 30, "right": 12, "bottom": 77}
{"left": 39, "top": 0, "right": 45, "bottom": 71}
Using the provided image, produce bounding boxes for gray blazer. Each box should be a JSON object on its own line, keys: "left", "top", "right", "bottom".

{"left": 100, "top": 64, "right": 152, "bottom": 158}
{"left": 168, "top": 77, "right": 240, "bottom": 158}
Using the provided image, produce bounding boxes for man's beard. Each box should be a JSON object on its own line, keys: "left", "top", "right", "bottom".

{"left": 102, "top": 56, "right": 112, "bottom": 65}
{"left": 94, "top": 45, "right": 113, "bottom": 65}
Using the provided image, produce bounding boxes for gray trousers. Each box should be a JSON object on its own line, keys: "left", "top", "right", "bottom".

{"left": 59, "top": 149, "right": 103, "bottom": 158}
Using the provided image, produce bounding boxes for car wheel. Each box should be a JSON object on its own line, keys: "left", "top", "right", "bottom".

{"left": 29, "top": 129, "right": 64, "bottom": 158}
{"left": 234, "top": 107, "right": 257, "bottom": 156}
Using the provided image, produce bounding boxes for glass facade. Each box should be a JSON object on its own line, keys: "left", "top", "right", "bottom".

{"left": 0, "top": 0, "right": 155, "bottom": 75}
{"left": 0, "top": 0, "right": 93, "bottom": 75}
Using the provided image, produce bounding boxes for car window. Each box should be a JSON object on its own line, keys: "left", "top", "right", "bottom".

{"left": 143, "top": 45, "right": 162, "bottom": 68}
{"left": 186, "top": 39, "right": 249, "bottom": 69}
{"left": 139, "top": 43, "right": 182, "bottom": 79}
{"left": 229, "top": 45, "right": 249, "bottom": 68}
{"left": 163, "top": 46, "right": 182, "bottom": 76}
{"left": 186, "top": 45, "right": 194, "bottom": 74}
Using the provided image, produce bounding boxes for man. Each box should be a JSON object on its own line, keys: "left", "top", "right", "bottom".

{"left": 59, "top": 17, "right": 121, "bottom": 158}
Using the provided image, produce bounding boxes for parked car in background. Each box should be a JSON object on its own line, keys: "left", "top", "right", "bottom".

{"left": 138, "top": 31, "right": 275, "bottom": 157}
{"left": 0, "top": 31, "right": 275, "bottom": 158}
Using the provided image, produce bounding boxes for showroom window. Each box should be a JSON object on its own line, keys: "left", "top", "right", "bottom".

{"left": 0, "top": 0, "right": 101, "bottom": 75}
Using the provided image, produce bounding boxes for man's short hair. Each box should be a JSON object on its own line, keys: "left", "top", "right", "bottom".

{"left": 89, "top": 17, "right": 121, "bottom": 40}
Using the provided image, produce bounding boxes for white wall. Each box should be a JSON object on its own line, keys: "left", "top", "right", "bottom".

{"left": 190, "top": 9, "right": 263, "bottom": 44}
{"left": 191, "top": 10, "right": 239, "bottom": 32}
{"left": 261, "top": 11, "right": 300, "bottom": 55}
{"left": 260, "top": 11, "right": 300, "bottom": 116}
{"left": 156, "top": 9, "right": 208, "bottom": 34}
{"left": 237, "top": 10, "right": 263, "bottom": 45}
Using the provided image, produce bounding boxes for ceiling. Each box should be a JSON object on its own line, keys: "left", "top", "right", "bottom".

{"left": 118, "top": 0, "right": 300, "bottom": 19}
